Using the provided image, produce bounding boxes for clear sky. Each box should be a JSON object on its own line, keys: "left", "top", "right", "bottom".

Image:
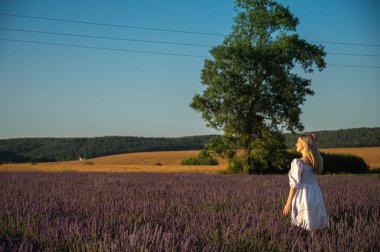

{"left": 0, "top": 0, "right": 379, "bottom": 139}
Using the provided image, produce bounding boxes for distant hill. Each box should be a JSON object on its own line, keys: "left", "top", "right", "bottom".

{"left": 0, "top": 127, "right": 379, "bottom": 163}
{"left": 283, "top": 127, "right": 380, "bottom": 148}
{"left": 0, "top": 136, "right": 216, "bottom": 163}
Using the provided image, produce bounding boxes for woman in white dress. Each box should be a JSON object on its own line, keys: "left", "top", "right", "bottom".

{"left": 282, "top": 134, "right": 328, "bottom": 231}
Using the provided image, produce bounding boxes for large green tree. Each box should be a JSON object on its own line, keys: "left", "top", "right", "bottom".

{"left": 191, "top": 0, "right": 326, "bottom": 173}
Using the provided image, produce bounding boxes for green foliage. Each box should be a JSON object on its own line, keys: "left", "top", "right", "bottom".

{"left": 247, "top": 129, "right": 289, "bottom": 174}
{"left": 0, "top": 135, "right": 216, "bottom": 163}
{"left": 181, "top": 150, "right": 219, "bottom": 166}
{"left": 0, "top": 151, "right": 29, "bottom": 163}
{"left": 321, "top": 153, "right": 369, "bottom": 174}
{"left": 283, "top": 127, "right": 380, "bottom": 148}
{"left": 205, "top": 136, "right": 237, "bottom": 159}
{"left": 227, "top": 156, "right": 245, "bottom": 174}
{"left": 190, "top": 0, "right": 326, "bottom": 173}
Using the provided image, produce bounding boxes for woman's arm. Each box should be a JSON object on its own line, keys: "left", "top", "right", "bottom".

{"left": 283, "top": 187, "right": 297, "bottom": 216}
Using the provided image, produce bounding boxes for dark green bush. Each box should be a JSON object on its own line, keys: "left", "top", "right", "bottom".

{"left": 181, "top": 150, "right": 218, "bottom": 166}
{"left": 282, "top": 151, "right": 369, "bottom": 174}
{"left": 321, "top": 152, "right": 369, "bottom": 174}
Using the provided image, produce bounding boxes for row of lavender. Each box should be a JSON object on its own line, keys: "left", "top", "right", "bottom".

{"left": 0, "top": 172, "right": 379, "bottom": 251}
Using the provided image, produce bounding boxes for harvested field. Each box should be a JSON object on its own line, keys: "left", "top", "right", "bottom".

{"left": 0, "top": 163, "right": 226, "bottom": 173}
{"left": 86, "top": 150, "right": 228, "bottom": 166}
{"left": 0, "top": 150, "right": 227, "bottom": 173}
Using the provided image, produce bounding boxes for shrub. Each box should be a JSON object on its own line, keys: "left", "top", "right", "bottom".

{"left": 321, "top": 152, "right": 369, "bottom": 174}
{"left": 181, "top": 150, "right": 218, "bottom": 165}
{"left": 155, "top": 162, "right": 162, "bottom": 166}
{"left": 83, "top": 161, "right": 95, "bottom": 165}
{"left": 283, "top": 151, "right": 369, "bottom": 174}
{"left": 227, "top": 156, "right": 245, "bottom": 174}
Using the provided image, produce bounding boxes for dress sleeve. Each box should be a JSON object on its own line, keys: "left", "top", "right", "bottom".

{"left": 289, "top": 159, "right": 303, "bottom": 188}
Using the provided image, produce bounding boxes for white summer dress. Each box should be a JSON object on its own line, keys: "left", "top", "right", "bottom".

{"left": 288, "top": 158, "right": 329, "bottom": 230}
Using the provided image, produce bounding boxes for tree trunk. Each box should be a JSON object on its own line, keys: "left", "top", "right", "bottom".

{"left": 244, "top": 145, "right": 253, "bottom": 173}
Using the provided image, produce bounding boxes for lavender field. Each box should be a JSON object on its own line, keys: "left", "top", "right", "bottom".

{"left": 0, "top": 172, "right": 379, "bottom": 251}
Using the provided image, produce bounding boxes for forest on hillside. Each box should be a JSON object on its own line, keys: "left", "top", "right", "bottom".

{"left": 0, "top": 127, "right": 379, "bottom": 163}
{"left": 283, "top": 127, "right": 380, "bottom": 148}
{"left": 0, "top": 136, "right": 215, "bottom": 163}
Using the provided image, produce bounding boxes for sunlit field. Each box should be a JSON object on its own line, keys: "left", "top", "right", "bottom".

{"left": 1, "top": 148, "right": 379, "bottom": 173}
{"left": 0, "top": 150, "right": 227, "bottom": 173}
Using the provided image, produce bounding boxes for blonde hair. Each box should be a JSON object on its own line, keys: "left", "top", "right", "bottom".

{"left": 299, "top": 134, "right": 323, "bottom": 174}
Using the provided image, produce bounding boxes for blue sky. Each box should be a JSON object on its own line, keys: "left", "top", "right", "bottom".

{"left": 0, "top": 0, "right": 379, "bottom": 138}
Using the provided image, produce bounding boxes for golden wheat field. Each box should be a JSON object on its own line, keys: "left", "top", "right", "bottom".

{"left": 0, "top": 150, "right": 228, "bottom": 173}
{"left": 0, "top": 147, "right": 378, "bottom": 173}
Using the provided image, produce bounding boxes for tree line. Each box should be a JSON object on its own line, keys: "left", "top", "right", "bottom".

{"left": 0, "top": 136, "right": 215, "bottom": 163}
{"left": 283, "top": 127, "right": 380, "bottom": 148}
{"left": 0, "top": 127, "right": 379, "bottom": 163}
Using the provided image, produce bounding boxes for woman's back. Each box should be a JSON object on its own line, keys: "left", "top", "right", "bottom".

{"left": 299, "top": 160, "right": 318, "bottom": 186}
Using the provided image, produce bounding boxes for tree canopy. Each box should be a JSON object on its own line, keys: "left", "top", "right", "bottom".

{"left": 191, "top": 0, "right": 326, "bottom": 173}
